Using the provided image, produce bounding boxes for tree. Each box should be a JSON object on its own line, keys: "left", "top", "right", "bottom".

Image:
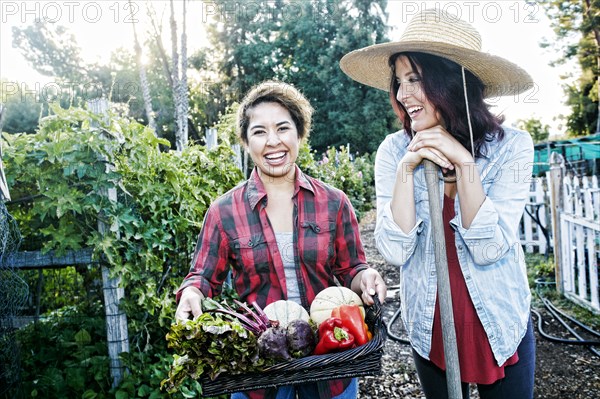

{"left": 517, "top": 117, "right": 550, "bottom": 143}
{"left": 10, "top": 19, "right": 203, "bottom": 147}
{"left": 11, "top": 22, "right": 145, "bottom": 127}
{"left": 0, "top": 80, "right": 42, "bottom": 134}
{"left": 205, "top": 0, "right": 397, "bottom": 153}
{"left": 276, "top": 0, "right": 397, "bottom": 153}
{"left": 145, "top": 1, "right": 195, "bottom": 148}
{"left": 129, "top": 0, "right": 157, "bottom": 135}
{"left": 204, "top": 0, "right": 283, "bottom": 105}
{"left": 12, "top": 22, "right": 86, "bottom": 80}
{"left": 180, "top": 0, "right": 190, "bottom": 148}
{"left": 565, "top": 70, "right": 599, "bottom": 135}
{"left": 541, "top": 0, "right": 600, "bottom": 135}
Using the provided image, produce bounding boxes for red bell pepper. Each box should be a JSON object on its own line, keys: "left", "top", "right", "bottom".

{"left": 313, "top": 317, "right": 355, "bottom": 355}
{"left": 332, "top": 304, "right": 371, "bottom": 346}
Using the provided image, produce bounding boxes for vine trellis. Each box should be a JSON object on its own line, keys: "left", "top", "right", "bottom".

{"left": 3, "top": 99, "right": 130, "bottom": 388}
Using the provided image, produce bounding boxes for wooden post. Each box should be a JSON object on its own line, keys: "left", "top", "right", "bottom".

{"left": 205, "top": 127, "right": 217, "bottom": 149}
{"left": 423, "top": 160, "right": 461, "bottom": 399}
{"left": 88, "top": 99, "right": 130, "bottom": 388}
{"left": 548, "top": 152, "right": 565, "bottom": 293}
{"left": 232, "top": 144, "right": 243, "bottom": 171}
{"left": 243, "top": 149, "right": 249, "bottom": 179}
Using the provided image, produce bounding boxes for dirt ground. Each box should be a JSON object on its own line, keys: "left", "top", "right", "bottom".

{"left": 355, "top": 210, "right": 600, "bottom": 399}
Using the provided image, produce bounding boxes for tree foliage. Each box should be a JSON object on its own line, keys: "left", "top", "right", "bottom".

{"left": 12, "top": 22, "right": 86, "bottom": 80}
{"left": 0, "top": 80, "right": 41, "bottom": 134}
{"left": 9, "top": 20, "right": 206, "bottom": 147}
{"left": 9, "top": 1, "right": 399, "bottom": 152}
{"left": 205, "top": 0, "right": 398, "bottom": 153}
{"left": 541, "top": 0, "right": 600, "bottom": 135}
{"left": 517, "top": 117, "right": 550, "bottom": 143}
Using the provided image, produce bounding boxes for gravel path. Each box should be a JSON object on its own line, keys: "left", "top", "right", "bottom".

{"left": 356, "top": 210, "right": 600, "bottom": 399}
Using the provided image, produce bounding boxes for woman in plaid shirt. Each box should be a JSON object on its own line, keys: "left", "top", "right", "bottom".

{"left": 175, "top": 81, "right": 387, "bottom": 399}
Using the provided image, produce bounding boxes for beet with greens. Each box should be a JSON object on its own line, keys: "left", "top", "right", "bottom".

{"left": 286, "top": 319, "right": 316, "bottom": 358}
{"left": 257, "top": 325, "right": 292, "bottom": 361}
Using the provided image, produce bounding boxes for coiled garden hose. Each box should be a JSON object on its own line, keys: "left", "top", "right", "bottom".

{"left": 385, "top": 279, "right": 600, "bottom": 357}
{"left": 533, "top": 279, "right": 600, "bottom": 357}
{"left": 386, "top": 304, "right": 411, "bottom": 344}
{"left": 384, "top": 284, "right": 411, "bottom": 344}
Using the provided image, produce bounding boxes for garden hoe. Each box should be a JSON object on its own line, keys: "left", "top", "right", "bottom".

{"left": 424, "top": 159, "right": 461, "bottom": 399}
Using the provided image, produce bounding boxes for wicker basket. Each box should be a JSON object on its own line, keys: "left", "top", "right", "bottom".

{"left": 199, "top": 298, "right": 386, "bottom": 397}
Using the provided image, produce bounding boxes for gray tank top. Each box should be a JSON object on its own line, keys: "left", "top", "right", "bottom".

{"left": 274, "top": 232, "right": 301, "bottom": 304}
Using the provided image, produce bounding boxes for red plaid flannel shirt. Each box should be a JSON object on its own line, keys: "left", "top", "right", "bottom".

{"left": 177, "top": 165, "right": 369, "bottom": 398}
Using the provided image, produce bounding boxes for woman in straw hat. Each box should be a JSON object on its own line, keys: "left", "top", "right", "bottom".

{"left": 340, "top": 8, "right": 535, "bottom": 399}
{"left": 175, "top": 80, "right": 386, "bottom": 399}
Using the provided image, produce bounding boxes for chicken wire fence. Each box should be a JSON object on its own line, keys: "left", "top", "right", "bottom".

{"left": 0, "top": 199, "right": 28, "bottom": 396}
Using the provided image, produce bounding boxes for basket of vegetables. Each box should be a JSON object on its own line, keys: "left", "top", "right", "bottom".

{"left": 162, "top": 287, "right": 386, "bottom": 397}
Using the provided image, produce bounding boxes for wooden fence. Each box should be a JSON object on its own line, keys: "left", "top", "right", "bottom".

{"left": 521, "top": 174, "right": 551, "bottom": 256}
{"left": 4, "top": 100, "right": 129, "bottom": 388}
{"left": 520, "top": 154, "right": 600, "bottom": 313}
{"left": 556, "top": 173, "right": 600, "bottom": 312}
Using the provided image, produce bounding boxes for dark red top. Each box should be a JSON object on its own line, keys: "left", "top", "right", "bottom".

{"left": 429, "top": 195, "right": 518, "bottom": 384}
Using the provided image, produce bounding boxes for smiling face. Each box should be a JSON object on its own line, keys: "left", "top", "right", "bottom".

{"left": 394, "top": 55, "right": 444, "bottom": 132}
{"left": 246, "top": 101, "right": 300, "bottom": 183}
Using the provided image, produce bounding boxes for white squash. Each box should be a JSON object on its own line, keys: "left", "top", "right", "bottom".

{"left": 309, "top": 286, "right": 364, "bottom": 325}
{"left": 263, "top": 300, "right": 310, "bottom": 328}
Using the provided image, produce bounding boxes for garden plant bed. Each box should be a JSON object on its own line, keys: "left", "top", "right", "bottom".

{"left": 355, "top": 210, "right": 600, "bottom": 399}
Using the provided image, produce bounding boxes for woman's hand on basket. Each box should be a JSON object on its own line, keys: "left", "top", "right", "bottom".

{"left": 175, "top": 286, "right": 204, "bottom": 321}
{"left": 352, "top": 268, "right": 387, "bottom": 306}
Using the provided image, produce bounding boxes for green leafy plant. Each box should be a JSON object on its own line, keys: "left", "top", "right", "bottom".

{"left": 162, "top": 312, "right": 267, "bottom": 394}
{"left": 15, "top": 303, "right": 111, "bottom": 398}
{"left": 299, "top": 144, "right": 375, "bottom": 220}
{"left": 3, "top": 105, "right": 244, "bottom": 398}
{"left": 525, "top": 253, "right": 555, "bottom": 288}
{"left": 3, "top": 103, "right": 375, "bottom": 398}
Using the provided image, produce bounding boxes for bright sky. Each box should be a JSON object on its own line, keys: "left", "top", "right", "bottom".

{"left": 0, "top": 1, "right": 575, "bottom": 135}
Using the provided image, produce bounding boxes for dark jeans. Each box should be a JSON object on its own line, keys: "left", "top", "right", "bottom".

{"left": 412, "top": 317, "right": 536, "bottom": 399}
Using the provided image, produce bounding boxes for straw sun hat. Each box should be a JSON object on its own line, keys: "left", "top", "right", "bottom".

{"left": 340, "top": 8, "right": 533, "bottom": 98}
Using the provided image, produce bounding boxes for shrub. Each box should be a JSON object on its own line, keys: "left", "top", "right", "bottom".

{"left": 298, "top": 144, "right": 375, "bottom": 220}
{"left": 3, "top": 105, "right": 243, "bottom": 398}
{"left": 3, "top": 103, "right": 375, "bottom": 398}
{"left": 14, "top": 303, "right": 111, "bottom": 398}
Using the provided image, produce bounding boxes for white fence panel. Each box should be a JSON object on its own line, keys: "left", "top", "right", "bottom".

{"left": 520, "top": 176, "right": 551, "bottom": 255}
{"left": 519, "top": 170, "right": 600, "bottom": 313}
{"left": 559, "top": 175, "right": 600, "bottom": 312}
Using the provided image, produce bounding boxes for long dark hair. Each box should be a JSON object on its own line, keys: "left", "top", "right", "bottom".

{"left": 388, "top": 52, "right": 504, "bottom": 158}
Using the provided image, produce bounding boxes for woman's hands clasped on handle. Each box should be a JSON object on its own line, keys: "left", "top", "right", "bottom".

{"left": 404, "top": 125, "right": 473, "bottom": 173}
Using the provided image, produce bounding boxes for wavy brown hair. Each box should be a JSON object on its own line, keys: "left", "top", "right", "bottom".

{"left": 389, "top": 52, "right": 504, "bottom": 158}
{"left": 236, "top": 80, "right": 313, "bottom": 145}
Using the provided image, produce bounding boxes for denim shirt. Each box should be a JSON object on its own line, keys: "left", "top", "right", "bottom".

{"left": 374, "top": 127, "right": 534, "bottom": 366}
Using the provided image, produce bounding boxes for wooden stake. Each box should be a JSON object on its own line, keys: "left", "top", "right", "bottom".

{"left": 548, "top": 152, "right": 564, "bottom": 294}
{"left": 89, "top": 99, "right": 130, "bottom": 388}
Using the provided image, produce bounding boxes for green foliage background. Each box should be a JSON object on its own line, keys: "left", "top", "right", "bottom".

{"left": 204, "top": 0, "right": 397, "bottom": 153}
{"left": 5, "top": 0, "right": 398, "bottom": 153}
{"left": 3, "top": 105, "right": 243, "bottom": 398}
{"left": 2, "top": 102, "right": 375, "bottom": 398}
{"left": 541, "top": 0, "right": 600, "bottom": 136}
{"left": 5, "top": 1, "right": 598, "bottom": 397}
